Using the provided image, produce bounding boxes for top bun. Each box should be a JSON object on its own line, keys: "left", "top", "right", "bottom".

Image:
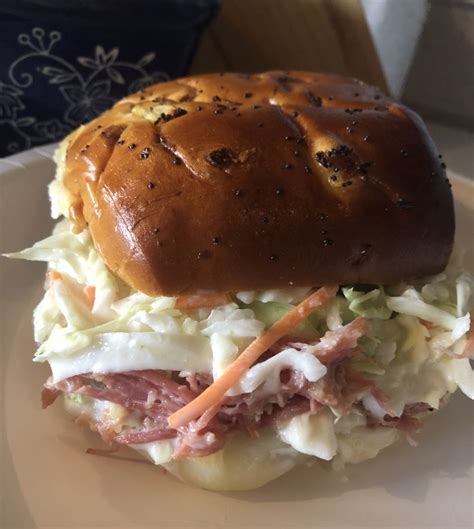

{"left": 60, "top": 71, "right": 454, "bottom": 296}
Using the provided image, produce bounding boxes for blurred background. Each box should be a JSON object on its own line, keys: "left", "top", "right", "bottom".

{"left": 1, "top": 0, "right": 472, "bottom": 177}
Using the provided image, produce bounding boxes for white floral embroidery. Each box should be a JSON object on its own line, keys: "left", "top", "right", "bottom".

{"left": 1, "top": 27, "right": 169, "bottom": 154}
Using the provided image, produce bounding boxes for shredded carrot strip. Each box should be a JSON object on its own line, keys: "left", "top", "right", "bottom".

{"left": 175, "top": 293, "right": 232, "bottom": 310}
{"left": 49, "top": 270, "right": 62, "bottom": 281}
{"left": 168, "top": 285, "right": 338, "bottom": 429}
{"left": 83, "top": 285, "right": 96, "bottom": 311}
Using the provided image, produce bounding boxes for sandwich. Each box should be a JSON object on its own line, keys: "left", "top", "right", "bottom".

{"left": 7, "top": 71, "right": 473, "bottom": 491}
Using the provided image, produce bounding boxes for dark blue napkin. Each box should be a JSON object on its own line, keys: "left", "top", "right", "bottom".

{"left": 0, "top": 0, "right": 220, "bottom": 156}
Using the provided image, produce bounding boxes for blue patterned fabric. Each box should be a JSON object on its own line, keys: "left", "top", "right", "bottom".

{"left": 0, "top": 1, "right": 220, "bottom": 156}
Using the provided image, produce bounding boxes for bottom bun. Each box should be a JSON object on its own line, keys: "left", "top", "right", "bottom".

{"left": 63, "top": 393, "right": 304, "bottom": 491}
{"left": 163, "top": 430, "right": 304, "bottom": 491}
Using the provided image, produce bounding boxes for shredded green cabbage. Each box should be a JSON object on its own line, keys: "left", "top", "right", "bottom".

{"left": 342, "top": 286, "right": 392, "bottom": 320}
{"left": 241, "top": 300, "right": 318, "bottom": 338}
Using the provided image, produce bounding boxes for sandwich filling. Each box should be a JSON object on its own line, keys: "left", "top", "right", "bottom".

{"left": 8, "top": 217, "right": 473, "bottom": 470}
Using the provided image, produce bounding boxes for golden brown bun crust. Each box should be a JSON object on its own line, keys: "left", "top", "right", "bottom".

{"left": 63, "top": 71, "right": 454, "bottom": 296}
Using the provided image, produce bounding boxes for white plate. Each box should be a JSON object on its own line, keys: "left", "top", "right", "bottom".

{"left": 1, "top": 145, "right": 473, "bottom": 529}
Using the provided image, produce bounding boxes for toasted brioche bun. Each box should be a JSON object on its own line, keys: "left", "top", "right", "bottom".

{"left": 58, "top": 71, "right": 454, "bottom": 296}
